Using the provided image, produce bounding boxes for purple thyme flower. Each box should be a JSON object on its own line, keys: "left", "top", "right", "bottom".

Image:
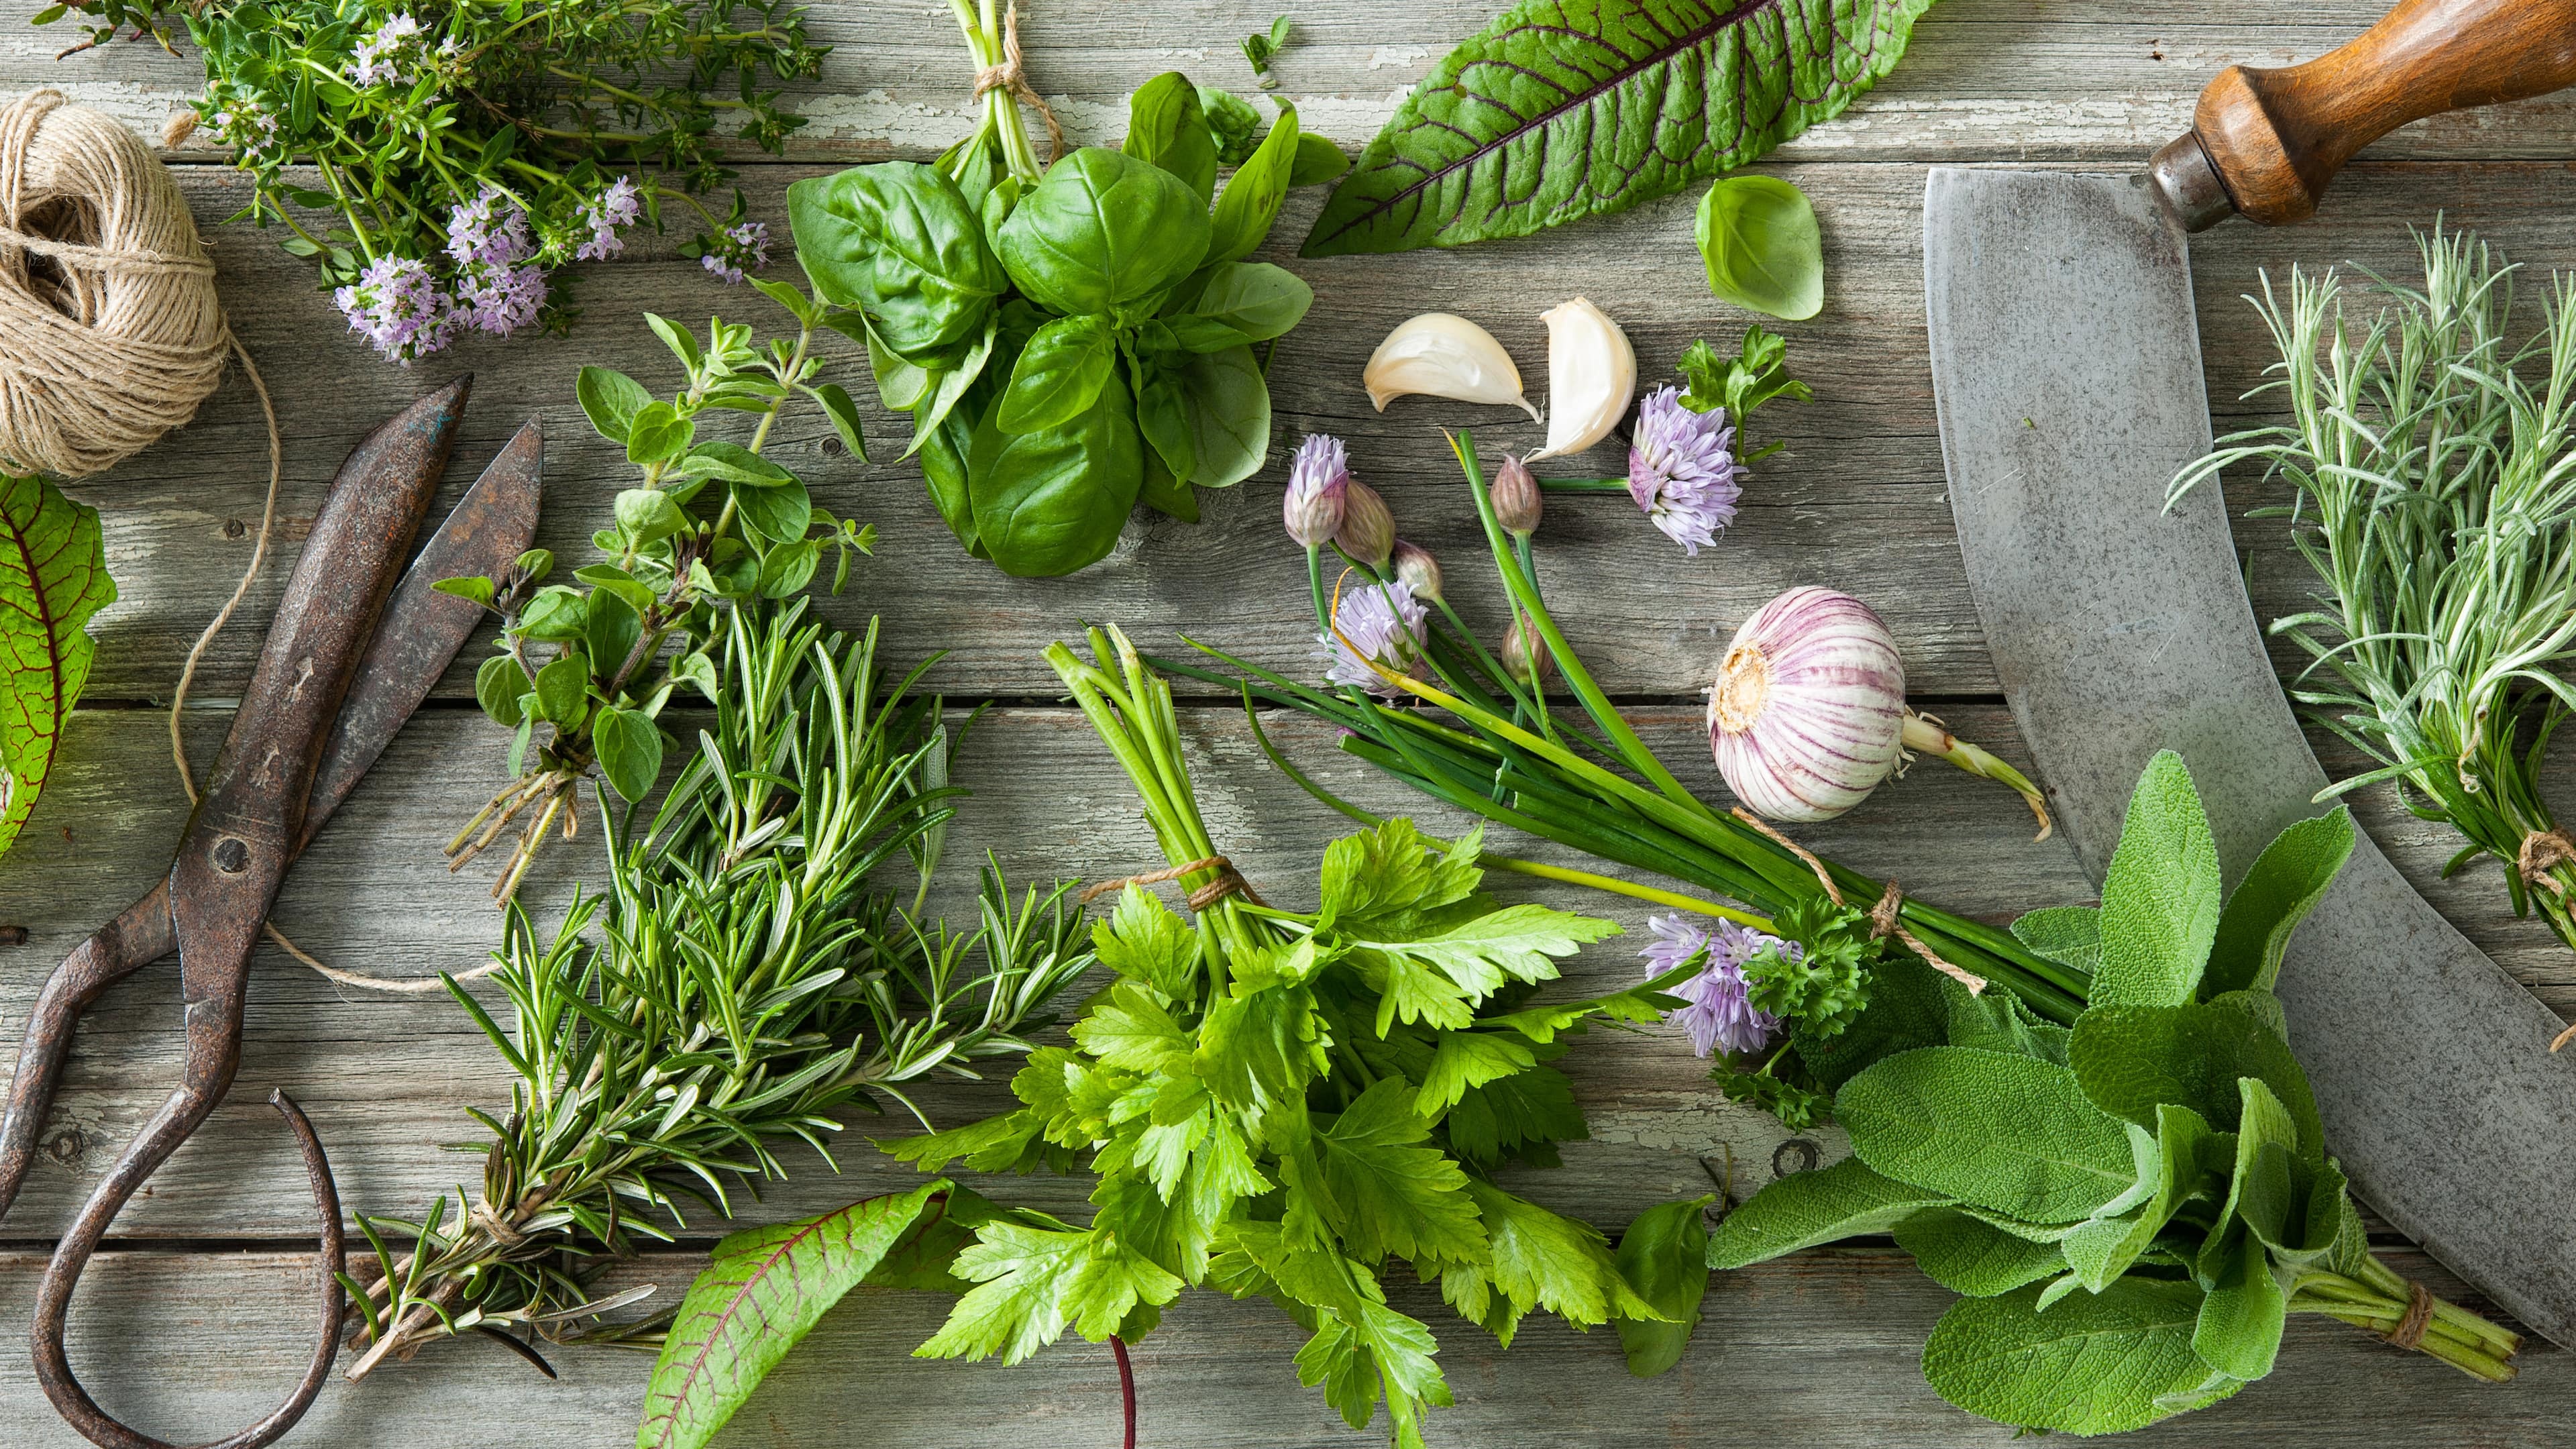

{"left": 453, "top": 258, "right": 547, "bottom": 336}
{"left": 350, "top": 13, "right": 424, "bottom": 87}
{"left": 1284, "top": 433, "right": 1350, "bottom": 547}
{"left": 209, "top": 95, "right": 280, "bottom": 162}
{"left": 577, "top": 176, "right": 642, "bottom": 262}
{"left": 333, "top": 255, "right": 451, "bottom": 364}
{"left": 1627, "top": 385, "right": 1749, "bottom": 556}
{"left": 445, "top": 184, "right": 533, "bottom": 270}
{"left": 1639, "top": 913, "right": 1788, "bottom": 1058}
{"left": 702, "top": 221, "right": 771, "bottom": 284}
{"left": 439, "top": 185, "right": 547, "bottom": 337}
{"left": 1320, "top": 576, "right": 1428, "bottom": 697}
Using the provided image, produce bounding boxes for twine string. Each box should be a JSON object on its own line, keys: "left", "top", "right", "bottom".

{"left": 1082, "top": 854, "right": 1267, "bottom": 912}
{"left": 1731, "top": 808, "right": 1987, "bottom": 994}
{"left": 2384, "top": 1279, "right": 2436, "bottom": 1351}
{"left": 969, "top": 3, "right": 1067, "bottom": 164}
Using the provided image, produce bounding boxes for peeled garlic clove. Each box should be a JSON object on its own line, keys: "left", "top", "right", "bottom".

{"left": 1527, "top": 297, "right": 1635, "bottom": 462}
{"left": 1363, "top": 313, "right": 1540, "bottom": 421}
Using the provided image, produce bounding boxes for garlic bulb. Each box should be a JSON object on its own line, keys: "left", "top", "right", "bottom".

{"left": 1708, "top": 587, "right": 1907, "bottom": 822}
{"left": 1363, "top": 313, "right": 1539, "bottom": 421}
{"left": 1709, "top": 586, "right": 2057, "bottom": 835}
{"left": 1527, "top": 297, "right": 1635, "bottom": 461}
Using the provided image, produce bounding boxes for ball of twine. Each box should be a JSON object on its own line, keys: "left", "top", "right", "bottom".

{"left": 0, "top": 89, "right": 227, "bottom": 479}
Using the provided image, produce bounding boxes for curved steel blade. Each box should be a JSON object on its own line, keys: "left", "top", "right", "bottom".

{"left": 1926, "top": 164, "right": 2576, "bottom": 1347}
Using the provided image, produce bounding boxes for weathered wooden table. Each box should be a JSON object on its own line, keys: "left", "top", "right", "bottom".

{"left": 4, "top": 3, "right": 2573, "bottom": 1443}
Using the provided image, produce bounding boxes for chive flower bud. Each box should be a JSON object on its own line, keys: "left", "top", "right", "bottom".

{"left": 1491, "top": 453, "right": 1542, "bottom": 536}
{"left": 1501, "top": 615, "right": 1551, "bottom": 684}
{"left": 1336, "top": 478, "right": 1396, "bottom": 570}
{"left": 1284, "top": 433, "right": 1350, "bottom": 548}
{"left": 1392, "top": 539, "right": 1443, "bottom": 603}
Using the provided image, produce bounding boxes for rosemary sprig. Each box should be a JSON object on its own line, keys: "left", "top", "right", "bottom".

{"left": 342, "top": 600, "right": 1095, "bottom": 1378}
{"left": 2172, "top": 227, "right": 2576, "bottom": 1004}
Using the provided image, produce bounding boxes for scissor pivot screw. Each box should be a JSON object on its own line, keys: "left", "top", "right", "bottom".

{"left": 212, "top": 837, "right": 250, "bottom": 873}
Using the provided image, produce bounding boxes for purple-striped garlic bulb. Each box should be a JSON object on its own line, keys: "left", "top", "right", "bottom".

{"left": 1707, "top": 586, "right": 1906, "bottom": 822}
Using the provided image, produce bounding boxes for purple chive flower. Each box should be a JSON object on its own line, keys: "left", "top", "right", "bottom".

{"left": 1627, "top": 385, "right": 1749, "bottom": 556}
{"left": 1321, "top": 576, "right": 1429, "bottom": 697}
{"left": 576, "top": 176, "right": 641, "bottom": 262}
{"left": 333, "top": 255, "right": 451, "bottom": 364}
{"left": 1640, "top": 913, "right": 1788, "bottom": 1057}
{"left": 702, "top": 221, "right": 771, "bottom": 284}
{"left": 350, "top": 13, "right": 423, "bottom": 87}
{"left": 1284, "top": 433, "right": 1350, "bottom": 547}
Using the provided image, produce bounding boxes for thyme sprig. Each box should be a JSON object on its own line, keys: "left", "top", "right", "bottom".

{"left": 2172, "top": 227, "right": 2576, "bottom": 997}
{"left": 343, "top": 600, "right": 1097, "bottom": 1377}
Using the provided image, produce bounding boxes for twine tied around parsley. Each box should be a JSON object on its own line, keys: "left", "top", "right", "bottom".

{"left": 1731, "top": 806, "right": 1988, "bottom": 994}
{"left": 1081, "top": 854, "right": 1267, "bottom": 912}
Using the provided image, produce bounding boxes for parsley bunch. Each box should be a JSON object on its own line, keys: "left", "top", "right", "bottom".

{"left": 883, "top": 627, "right": 1692, "bottom": 1446}
{"left": 36, "top": 0, "right": 820, "bottom": 358}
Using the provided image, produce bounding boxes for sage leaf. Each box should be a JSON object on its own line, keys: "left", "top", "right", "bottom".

{"left": 1705, "top": 1156, "right": 1950, "bottom": 1269}
{"left": 1303, "top": 0, "right": 1937, "bottom": 257}
{"left": 0, "top": 476, "right": 111, "bottom": 859}
{"left": 637, "top": 1181, "right": 953, "bottom": 1449}
{"left": 1919, "top": 1277, "right": 2214, "bottom": 1436}
{"left": 2093, "top": 751, "right": 2222, "bottom": 1007}
{"left": 2008, "top": 904, "right": 2100, "bottom": 975}
{"left": 1837, "top": 1047, "right": 2135, "bottom": 1224}
{"left": 1892, "top": 1209, "right": 2066, "bottom": 1297}
{"left": 1612, "top": 1195, "right": 1713, "bottom": 1377}
{"left": 2059, "top": 1104, "right": 2221, "bottom": 1292}
{"left": 2201, "top": 807, "right": 2354, "bottom": 998}
{"left": 2066, "top": 1003, "right": 2323, "bottom": 1157}
{"left": 1695, "top": 174, "right": 1823, "bottom": 321}
{"left": 2192, "top": 1228, "right": 2287, "bottom": 1383}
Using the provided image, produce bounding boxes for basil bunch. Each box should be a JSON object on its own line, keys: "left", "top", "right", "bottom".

{"left": 788, "top": 75, "right": 1342, "bottom": 576}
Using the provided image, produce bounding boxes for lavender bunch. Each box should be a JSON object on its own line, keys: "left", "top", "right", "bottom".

{"left": 39, "top": 0, "right": 818, "bottom": 360}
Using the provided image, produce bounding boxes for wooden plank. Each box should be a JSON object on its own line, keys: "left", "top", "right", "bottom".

{"left": 19, "top": 0, "right": 2576, "bottom": 165}
{"left": 0, "top": 703, "right": 2565, "bottom": 1240}
{"left": 0, "top": 1243, "right": 2551, "bottom": 1448}
{"left": 36, "top": 160, "right": 2576, "bottom": 703}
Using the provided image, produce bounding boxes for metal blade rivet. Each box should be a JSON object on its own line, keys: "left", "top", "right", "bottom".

{"left": 213, "top": 837, "right": 249, "bottom": 873}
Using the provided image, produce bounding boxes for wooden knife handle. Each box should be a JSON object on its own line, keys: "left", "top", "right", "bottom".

{"left": 2194, "top": 0, "right": 2576, "bottom": 225}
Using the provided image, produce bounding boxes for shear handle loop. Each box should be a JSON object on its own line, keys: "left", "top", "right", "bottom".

{"left": 30, "top": 1089, "right": 345, "bottom": 1449}
{"left": 0, "top": 883, "right": 176, "bottom": 1223}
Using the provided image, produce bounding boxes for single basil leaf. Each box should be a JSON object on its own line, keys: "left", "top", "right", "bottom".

{"left": 1131, "top": 356, "right": 1198, "bottom": 483}
{"left": 967, "top": 372, "right": 1146, "bottom": 578}
{"left": 1695, "top": 174, "right": 1823, "bottom": 321}
{"left": 1290, "top": 131, "right": 1350, "bottom": 187}
{"left": 788, "top": 163, "right": 1006, "bottom": 354}
{"left": 2066, "top": 1003, "right": 2324, "bottom": 1161}
{"left": 996, "top": 148, "right": 1212, "bottom": 317}
{"left": 533, "top": 653, "right": 590, "bottom": 726}
{"left": 861, "top": 311, "right": 936, "bottom": 411}
{"left": 902, "top": 313, "right": 1001, "bottom": 464}
{"left": 626, "top": 402, "right": 692, "bottom": 466}
{"left": 592, "top": 704, "right": 665, "bottom": 803}
{"left": 733, "top": 478, "right": 813, "bottom": 546}
{"left": 1838, "top": 1047, "right": 2135, "bottom": 1224}
{"left": 1892, "top": 1208, "right": 2067, "bottom": 1297}
{"left": 2094, "top": 750, "right": 2222, "bottom": 1008}
{"left": 1919, "top": 1278, "right": 2211, "bottom": 1436}
{"left": 999, "top": 313, "right": 1119, "bottom": 433}
{"left": 474, "top": 654, "right": 529, "bottom": 729}
{"left": 1613, "top": 1195, "right": 1713, "bottom": 1378}
{"left": 1199, "top": 84, "right": 1263, "bottom": 165}
{"left": 1177, "top": 343, "right": 1271, "bottom": 487}
{"left": 1207, "top": 102, "right": 1300, "bottom": 264}
{"left": 2202, "top": 807, "right": 2355, "bottom": 998}
{"left": 637, "top": 1182, "right": 954, "bottom": 1449}
{"left": 586, "top": 588, "right": 643, "bottom": 682}
{"left": 2008, "top": 905, "right": 2102, "bottom": 976}
{"left": 1705, "top": 1157, "right": 1950, "bottom": 1270}
{"left": 916, "top": 386, "right": 985, "bottom": 549}
{"left": 1122, "top": 72, "right": 1219, "bottom": 204}
{"left": 1136, "top": 445, "right": 1200, "bottom": 523}
{"left": 1163, "top": 315, "right": 1254, "bottom": 353}
{"left": 576, "top": 364, "right": 651, "bottom": 445}
{"left": 1183, "top": 260, "right": 1312, "bottom": 341}
{"left": 1303, "top": 0, "right": 1935, "bottom": 257}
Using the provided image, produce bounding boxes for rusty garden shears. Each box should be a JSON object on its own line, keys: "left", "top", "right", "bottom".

{"left": 0, "top": 377, "right": 541, "bottom": 1449}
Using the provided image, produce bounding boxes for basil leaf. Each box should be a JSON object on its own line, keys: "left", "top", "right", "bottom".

{"left": 996, "top": 148, "right": 1211, "bottom": 318}
{"left": 1136, "top": 447, "right": 1199, "bottom": 523}
{"left": 903, "top": 313, "right": 1001, "bottom": 463}
{"left": 999, "top": 313, "right": 1118, "bottom": 433}
{"left": 967, "top": 373, "right": 1144, "bottom": 578}
{"left": 1305, "top": 0, "right": 1935, "bottom": 256}
{"left": 1695, "top": 174, "right": 1823, "bottom": 321}
{"left": 1130, "top": 354, "right": 1197, "bottom": 483}
{"left": 1175, "top": 343, "right": 1271, "bottom": 488}
{"left": 1122, "top": 72, "right": 1218, "bottom": 204}
{"left": 1289, "top": 132, "right": 1349, "bottom": 188}
{"left": 1207, "top": 103, "right": 1300, "bottom": 265}
{"left": 576, "top": 365, "right": 651, "bottom": 445}
{"left": 1199, "top": 85, "right": 1263, "bottom": 166}
{"left": 1181, "top": 261, "right": 1312, "bottom": 342}
{"left": 1611, "top": 1195, "right": 1712, "bottom": 1377}
{"left": 592, "top": 705, "right": 665, "bottom": 804}
{"left": 917, "top": 384, "right": 987, "bottom": 551}
{"left": 788, "top": 162, "right": 1006, "bottom": 354}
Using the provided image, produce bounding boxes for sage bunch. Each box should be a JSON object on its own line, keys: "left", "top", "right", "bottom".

{"left": 2172, "top": 228, "right": 2576, "bottom": 1040}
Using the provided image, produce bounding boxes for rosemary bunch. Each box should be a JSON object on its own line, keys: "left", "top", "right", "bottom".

{"left": 345, "top": 600, "right": 1096, "bottom": 1377}
{"left": 2171, "top": 228, "right": 2576, "bottom": 1022}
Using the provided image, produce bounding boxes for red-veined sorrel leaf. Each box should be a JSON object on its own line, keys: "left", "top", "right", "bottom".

{"left": 0, "top": 474, "right": 113, "bottom": 861}
{"left": 1302, "top": 0, "right": 1938, "bottom": 257}
{"left": 637, "top": 1180, "right": 955, "bottom": 1449}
